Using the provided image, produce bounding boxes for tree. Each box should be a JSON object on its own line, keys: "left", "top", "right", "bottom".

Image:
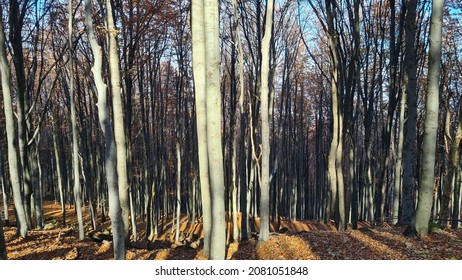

{"left": 414, "top": 0, "right": 444, "bottom": 238}
{"left": 191, "top": 0, "right": 212, "bottom": 257}
{"left": 68, "top": 0, "right": 85, "bottom": 241}
{"left": 399, "top": 0, "right": 418, "bottom": 226}
{"left": 325, "top": 0, "right": 346, "bottom": 231}
{"left": 0, "top": 6, "right": 28, "bottom": 238}
{"left": 84, "top": 0, "right": 126, "bottom": 259}
{"left": 106, "top": 0, "right": 131, "bottom": 244}
{"left": 0, "top": 212, "right": 6, "bottom": 259}
{"left": 9, "top": 0, "right": 34, "bottom": 229}
{"left": 192, "top": 0, "right": 226, "bottom": 259}
{"left": 259, "top": 0, "right": 274, "bottom": 242}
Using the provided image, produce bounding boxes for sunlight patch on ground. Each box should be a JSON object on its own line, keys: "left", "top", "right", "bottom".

{"left": 255, "top": 234, "right": 320, "bottom": 260}
{"left": 349, "top": 230, "right": 407, "bottom": 259}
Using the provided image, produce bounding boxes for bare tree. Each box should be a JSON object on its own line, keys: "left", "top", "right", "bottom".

{"left": 68, "top": 0, "right": 85, "bottom": 241}
{"left": 84, "top": 0, "right": 126, "bottom": 259}
{"left": 192, "top": 0, "right": 226, "bottom": 259}
{"left": 414, "top": 0, "right": 444, "bottom": 238}
{"left": 0, "top": 6, "right": 28, "bottom": 238}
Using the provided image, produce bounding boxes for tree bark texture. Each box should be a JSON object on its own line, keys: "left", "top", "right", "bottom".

{"left": 84, "top": 0, "right": 126, "bottom": 259}
{"left": 259, "top": 0, "right": 274, "bottom": 242}
{"left": 0, "top": 8, "right": 28, "bottom": 238}
{"left": 106, "top": 0, "right": 131, "bottom": 244}
{"left": 414, "top": 0, "right": 444, "bottom": 238}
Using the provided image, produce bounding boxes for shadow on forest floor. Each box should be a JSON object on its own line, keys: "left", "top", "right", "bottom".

{"left": 2, "top": 200, "right": 462, "bottom": 260}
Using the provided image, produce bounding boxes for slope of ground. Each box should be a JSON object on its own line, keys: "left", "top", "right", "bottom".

{"left": 2, "top": 201, "right": 462, "bottom": 260}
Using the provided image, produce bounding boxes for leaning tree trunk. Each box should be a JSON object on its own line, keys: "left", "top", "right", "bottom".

{"left": 68, "top": 0, "right": 85, "bottom": 240}
{"left": 258, "top": 0, "right": 274, "bottom": 243}
{"left": 84, "top": 0, "right": 125, "bottom": 259}
{"left": 106, "top": 0, "right": 131, "bottom": 244}
{"left": 0, "top": 9, "right": 28, "bottom": 238}
{"left": 414, "top": 0, "right": 444, "bottom": 238}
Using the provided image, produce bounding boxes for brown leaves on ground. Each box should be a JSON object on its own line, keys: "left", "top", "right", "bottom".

{"left": 2, "top": 202, "right": 462, "bottom": 260}
{"left": 4, "top": 222, "right": 462, "bottom": 260}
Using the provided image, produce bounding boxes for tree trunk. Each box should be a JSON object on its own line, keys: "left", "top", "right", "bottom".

{"left": 325, "top": 0, "right": 345, "bottom": 230}
{"left": 259, "top": 0, "right": 274, "bottom": 242}
{"left": 439, "top": 84, "right": 462, "bottom": 228}
{"left": 68, "top": 0, "right": 85, "bottom": 240}
{"left": 52, "top": 116, "right": 66, "bottom": 226}
{"left": 394, "top": 88, "right": 406, "bottom": 224}
{"left": 175, "top": 142, "right": 181, "bottom": 242}
{"left": 0, "top": 9, "right": 28, "bottom": 237}
{"left": 191, "top": 0, "right": 212, "bottom": 257}
{"left": 452, "top": 169, "right": 461, "bottom": 229}
{"left": 414, "top": 0, "right": 443, "bottom": 238}
{"left": 106, "top": 0, "right": 131, "bottom": 244}
{"left": 84, "top": 0, "right": 125, "bottom": 259}
{"left": 0, "top": 213, "right": 6, "bottom": 259}
{"left": 399, "top": 0, "right": 418, "bottom": 226}
{"left": 9, "top": 0, "right": 32, "bottom": 230}
{"left": 0, "top": 146, "right": 9, "bottom": 226}
{"left": 204, "top": 0, "right": 226, "bottom": 260}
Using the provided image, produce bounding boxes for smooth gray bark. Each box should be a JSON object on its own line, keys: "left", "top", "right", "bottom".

{"left": 325, "top": 0, "right": 345, "bottom": 230}
{"left": 204, "top": 0, "right": 226, "bottom": 260}
{"left": 52, "top": 117, "right": 66, "bottom": 226}
{"left": 68, "top": 0, "right": 84, "bottom": 240}
{"left": 394, "top": 88, "right": 406, "bottom": 224}
{"left": 259, "top": 0, "right": 274, "bottom": 242}
{"left": 232, "top": 0, "right": 247, "bottom": 241}
{"left": 106, "top": 0, "right": 131, "bottom": 244}
{"left": 192, "top": 0, "right": 212, "bottom": 256}
{"left": 192, "top": 0, "right": 226, "bottom": 259}
{"left": 84, "top": 0, "right": 125, "bottom": 259}
{"left": 0, "top": 9, "right": 28, "bottom": 237}
{"left": 9, "top": 0, "right": 32, "bottom": 229}
{"left": 414, "top": 0, "right": 444, "bottom": 238}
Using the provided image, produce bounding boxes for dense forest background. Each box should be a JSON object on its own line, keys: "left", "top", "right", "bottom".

{"left": 0, "top": 0, "right": 461, "bottom": 260}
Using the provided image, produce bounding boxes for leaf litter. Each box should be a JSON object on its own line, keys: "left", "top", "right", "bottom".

{"left": 2, "top": 202, "right": 462, "bottom": 260}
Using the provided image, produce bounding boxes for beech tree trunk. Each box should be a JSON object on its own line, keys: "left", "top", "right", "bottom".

{"left": 414, "top": 0, "right": 444, "bottom": 238}
{"left": 191, "top": 0, "right": 212, "bottom": 257}
{"left": 192, "top": 0, "right": 226, "bottom": 259}
{"left": 325, "top": 0, "right": 345, "bottom": 230}
{"left": 68, "top": 0, "right": 85, "bottom": 240}
{"left": 52, "top": 117, "right": 66, "bottom": 226}
{"left": 0, "top": 9, "right": 28, "bottom": 238}
{"left": 204, "top": 0, "right": 226, "bottom": 260}
{"left": 0, "top": 146, "right": 9, "bottom": 225}
{"left": 84, "top": 0, "right": 125, "bottom": 259}
{"left": 106, "top": 0, "right": 131, "bottom": 244}
{"left": 259, "top": 0, "right": 274, "bottom": 243}
{"left": 0, "top": 213, "right": 6, "bottom": 259}
{"left": 399, "top": 0, "right": 418, "bottom": 226}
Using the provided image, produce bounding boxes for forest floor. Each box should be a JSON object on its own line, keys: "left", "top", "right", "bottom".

{"left": 2, "top": 201, "right": 462, "bottom": 260}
